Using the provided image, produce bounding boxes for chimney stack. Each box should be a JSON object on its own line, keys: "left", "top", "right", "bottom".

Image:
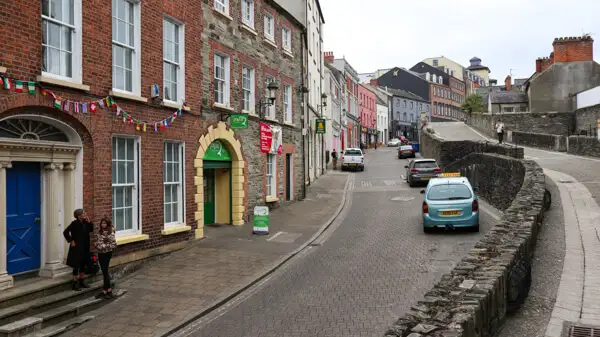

{"left": 535, "top": 58, "right": 542, "bottom": 73}
{"left": 505, "top": 75, "right": 512, "bottom": 91}
{"left": 369, "top": 79, "right": 377, "bottom": 86}
{"left": 552, "top": 35, "right": 594, "bottom": 63}
{"left": 324, "top": 51, "right": 335, "bottom": 64}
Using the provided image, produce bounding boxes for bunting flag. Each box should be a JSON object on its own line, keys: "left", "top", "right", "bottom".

{"left": 0, "top": 71, "right": 188, "bottom": 133}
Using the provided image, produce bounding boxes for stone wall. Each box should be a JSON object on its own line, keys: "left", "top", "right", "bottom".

{"left": 468, "top": 111, "right": 574, "bottom": 136}
{"left": 384, "top": 130, "right": 546, "bottom": 337}
{"left": 566, "top": 136, "right": 600, "bottom": 157}
{"left": 420, "top": 128, "right": 524, "bottom": 168}
{"left": 574, "top": 103, "right": 600, "bottom": 136}
{"left": 507, "top": 130, "right": 567, "bottom": 152}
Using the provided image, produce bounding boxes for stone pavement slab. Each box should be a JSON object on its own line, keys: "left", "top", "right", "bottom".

{"left": 60, "top": 171, "right": 350, "bottom": 337}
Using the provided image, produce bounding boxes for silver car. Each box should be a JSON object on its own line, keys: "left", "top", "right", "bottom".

{"left": 405, "top": 159, "right": 441, "bottom": 187}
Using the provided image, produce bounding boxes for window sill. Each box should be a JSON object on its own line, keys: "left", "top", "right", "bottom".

{"left": 284, "top": 121, "right": 295, "bottom": 127}
{"left": 239, "top": 24, "right": 258, "bottom": 36}
{"left": 214, "top": 9, "right": 233, "bottom": 21}
{"left": 264, "top": 38, "right": 277, "bottom": 49}
{"left": 265, "top": 117, "right": 278, "bottom": 123}
{"left": 283, "top": 50, "right": 294, "bottom": 58}
{"left": 116, "top": 234, "right": 150, "bottom": 246}
{"left": 163, "top": 100, "right": 191, "bottom": 111}
{"left": 266, "top": 196, "right": 279, "bottom": 203}
{"left": 0, "top": 66, "right": 6, "bottom": 73}
{"left": 242, "top": 109, "right": 256, "bottom": 115}
{"left": 213, "top": 103, "right": 234, "bottom": 112}
{"left": 109, "top": 90, "right": 148, "bottom": 103}
{"left": 36, "top": 75, "right": 90, "bottom": 92}
{"left": 161, "top": 225, "right": 192, "bottom": 236}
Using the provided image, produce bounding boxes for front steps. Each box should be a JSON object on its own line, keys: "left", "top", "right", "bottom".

{"left": 0, "top": 276, "right": 126, "bottom": 337}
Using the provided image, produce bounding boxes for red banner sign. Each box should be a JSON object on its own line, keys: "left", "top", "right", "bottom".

{"left": 259, "top": 122, "right": 273, "bottom": 153}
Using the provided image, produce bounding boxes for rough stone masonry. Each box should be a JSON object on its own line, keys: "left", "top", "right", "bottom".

{"left": 382, "top": 130, "right": 546, "bottom": 337}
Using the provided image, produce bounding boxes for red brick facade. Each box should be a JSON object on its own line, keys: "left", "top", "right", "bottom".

{"left": 536, "top": 36, "right": 594, "bottom": 72}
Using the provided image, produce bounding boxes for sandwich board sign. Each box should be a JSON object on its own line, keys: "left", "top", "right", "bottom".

{"left": 253, "top": 206, "right": 269, "bottom": 235}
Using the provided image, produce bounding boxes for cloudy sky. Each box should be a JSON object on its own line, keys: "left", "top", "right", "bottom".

{"left": 319, "top": 0, "right": 599, "bottom": 82}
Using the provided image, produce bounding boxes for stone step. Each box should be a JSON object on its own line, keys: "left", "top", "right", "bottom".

{"left": 0, "top": 282, "right": 103, "bottom": 326}
{"left": 23, "top": 315, "right": 94, "bottom": 337}
{"left": 0, "top": 289, "right": 126, "bottom": 337}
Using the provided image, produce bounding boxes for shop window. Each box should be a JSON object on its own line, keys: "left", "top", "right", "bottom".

{"left": 266, "top": 154, "right": 276, "bottom": 197}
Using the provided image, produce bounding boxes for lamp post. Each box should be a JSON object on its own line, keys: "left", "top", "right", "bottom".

{"left": 318, "top": 93, "right": 327, "bottom": 174}
{"left": 256, "top": 81, "right": 280, "bottom": 118}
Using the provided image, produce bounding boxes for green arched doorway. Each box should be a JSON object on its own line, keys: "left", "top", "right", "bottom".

{"left": 202, "top": 140, "right": 232, "bottom": 225}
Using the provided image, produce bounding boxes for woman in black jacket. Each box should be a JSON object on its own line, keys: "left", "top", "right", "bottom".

{"left": 63, "top": 209, "right": 93, "bottom": 291}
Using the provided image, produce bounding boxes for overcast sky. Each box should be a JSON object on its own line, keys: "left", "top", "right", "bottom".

{"left": 319, "top": 0, "right": 599, "bottom": 82}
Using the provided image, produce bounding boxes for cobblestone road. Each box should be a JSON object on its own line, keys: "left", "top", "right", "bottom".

{"left": 174, "top": 148, "right": 500, "bottom": 337}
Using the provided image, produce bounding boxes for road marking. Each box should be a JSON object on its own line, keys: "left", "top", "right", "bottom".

{"left": 384, "top": 180, "right": 396, "bottom": 186}
{"left": 361, "top": 181, "right": 372, "bottom": 187}
{"left": 479, "top": 205, "right": 501, "bottom": 221}
{"left": 266, "top": 231, "right": 283, "bottom": 241}
{"left": 401, "top": 175, "right": 406, "bottom": 180}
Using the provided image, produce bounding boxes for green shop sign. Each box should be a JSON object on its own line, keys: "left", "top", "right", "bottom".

{"left": 203, "top": 140, "right": 231, "bottom": 161}
{"left": 230, "top": 113, "right": 248, "bottom": 129}
{"left": 315, "top": 119, "right": 326, "bottom": 134}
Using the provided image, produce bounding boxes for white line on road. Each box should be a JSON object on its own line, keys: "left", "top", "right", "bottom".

{"left": 266, "top": 231, "right": 284, "bottom": 241}
{"left": 401, "top": 175, "right": 406, "bottom": 180}
{"left": 361, "top": 181, "right": 372, "bottom": 187}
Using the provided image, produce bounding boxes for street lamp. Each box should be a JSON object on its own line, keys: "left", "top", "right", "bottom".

{"left": 318, "top": 93, "right": 327, "bottom": 174}
{"left": 257, "top": 81, "right": 280, "bottom": 119}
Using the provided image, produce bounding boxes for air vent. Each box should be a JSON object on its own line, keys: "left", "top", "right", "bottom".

{"left": 569, "top": 326, "right": 600, "bottom": 337}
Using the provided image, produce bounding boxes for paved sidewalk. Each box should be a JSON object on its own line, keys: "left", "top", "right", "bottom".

{"left": 62, "top": 171, "right": 350, "bottom": 337}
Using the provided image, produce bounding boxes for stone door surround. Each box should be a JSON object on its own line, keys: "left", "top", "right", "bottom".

{"left": 194, "top": 122, "right": 244, "bottom": 239}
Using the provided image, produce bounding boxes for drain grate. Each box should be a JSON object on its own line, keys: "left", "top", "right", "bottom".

{"left": 569, "top": 326, "right": 600, "bottom": 337}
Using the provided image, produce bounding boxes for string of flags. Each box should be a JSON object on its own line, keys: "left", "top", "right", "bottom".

{"left": 0, "top": 73, "right": 186, "bottom": 133}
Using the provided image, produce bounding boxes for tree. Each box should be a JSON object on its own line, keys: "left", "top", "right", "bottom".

{"left": 461, "top": 93, "right": 486, "bottom": 114}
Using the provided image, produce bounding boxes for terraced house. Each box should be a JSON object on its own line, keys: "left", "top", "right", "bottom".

{"left": 0, "top": 0, "right": 303, "bottom": 294}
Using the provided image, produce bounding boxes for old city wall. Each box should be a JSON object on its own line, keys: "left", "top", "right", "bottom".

{"left": 467, "top": 105, "right": 600, "bottom": 158}
{"left": 468, "top": 112, "right": 574, "bottom": 137}
{"left": 384, "top": 130, "right": 546, "bottom": 337}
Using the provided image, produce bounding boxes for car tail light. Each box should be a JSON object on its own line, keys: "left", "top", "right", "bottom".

{"left": 361, "top": 157, "right": 364, "bottom": 163}
{"left": 422, "top": 201, "right": 428, "bottom": 214}
{"left": 434, "top": 168, "right": 441, "bottom": 173}
{"left": 472, "top": 200, "right": 479, "bottom": 212}
{"left": 411, "top": 169, "right": 419, "bottom": 173}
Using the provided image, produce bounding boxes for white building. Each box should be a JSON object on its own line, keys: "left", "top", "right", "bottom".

{"left": 324, "top": 64, "right": 344, "bottom": 167}
{"left": 376, "top": 98, "right": 388, "bottom": 145}
{"left": 305, "top": 0, "right": 325, "bottom": 183}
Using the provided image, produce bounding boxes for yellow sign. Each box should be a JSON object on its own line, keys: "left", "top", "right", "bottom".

{"left": 315, "top": 119, "right": 326, "bottom": 134}
{"left": 439, "top": 172, "right": 461, "bottom": 177}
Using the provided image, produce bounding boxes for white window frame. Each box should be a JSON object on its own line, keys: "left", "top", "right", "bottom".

{"left": 163, "top": 17, "right": 185, "bottom": 105}
{"left": 284, "top": 84, "right": 292, "bottom": 122}
{"left": 214, "top": 53, "right": 230, "bottom": 106}
{"left": 266, "top": 154, "right": 276, "bottom": 197}
{"left": 264, "top": 76, "right": 275, "bottom": 118}
{"left": 214, "top": 0, "right": 229, "bottom": 15}
{"left": 264, "top": 14, "right": 274, "bottom": 41}
{"left": 112, "top": 0, "right": 141, "bottom": 95}
{"left": 242, "top": 66, "right": 255, "bottom": 113}
{"left": 241, "top": 0, "right": 254, "bottom": 28}
{"left": 163, "top": 141, "right": 185, "bottom": 227}
{"left": 41, "top": 0, "right": 83, "bottom": 83}
{"left": 282, "top": 27, "right": 291, "bottom": 52}
{"left": 112, "top": 136, "right": 142, "bottom": 236}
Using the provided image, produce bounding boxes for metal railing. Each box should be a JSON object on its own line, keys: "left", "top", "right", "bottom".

{"left": 575, "top": 124, "right": 598, "bottom": 138}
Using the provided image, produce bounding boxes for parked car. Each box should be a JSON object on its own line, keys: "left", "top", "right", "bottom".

{"left": 341, "top": 148, "right": 364, "bottom": 171}
{"left": 420, "top": 173, "right": 479, "bottom": 233}
{"left": 398, "top": 145, "right": 416, "bottom": 159}
{"left": 405, "top": 159, "right": 441, "bottom": 187}
{"left": 387, "top": 139, "right": 401, "bottom": 147}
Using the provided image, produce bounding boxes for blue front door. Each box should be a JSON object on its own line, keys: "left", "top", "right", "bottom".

{"left": 6, "top": 162, "right": 42, "bottom": 275}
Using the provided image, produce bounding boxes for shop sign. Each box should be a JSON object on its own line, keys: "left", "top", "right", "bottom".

{"left": 230, "top": 113, "right": 248, "bottom": 129}
{"left": 259, "top": 122, "right": 283, "bottom": 154}
{"left": 252, "top": 206, "right": 269, "bottom": 235}
{"left": 315, "top": 119, "right": 326, "bottom": 134}
{"left": 259, "top": 122, "right": 272, "bottom": 153}
{"left": 203, "top": 140, "right": 232, "bottom": 161}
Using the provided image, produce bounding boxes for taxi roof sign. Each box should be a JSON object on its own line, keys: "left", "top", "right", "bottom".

{"left": 438, "top": 172, "right": 461, "bottom": 177}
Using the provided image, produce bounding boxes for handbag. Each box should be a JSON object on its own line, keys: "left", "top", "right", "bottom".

{"left": 85, "top": 252, "right": 100, "bottom": 275}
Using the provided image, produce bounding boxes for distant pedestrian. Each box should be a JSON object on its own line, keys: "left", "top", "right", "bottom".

{"left": 64, "top": 209, "right": 93, "bottom": 291}
{"left": 331, "top": 149, "right": 338, "bottom": 170}
{"left": 496, "top": 120, "right": 505, "bottom": 144}
{"left": 360, "top": 142, "right": 365, "bottom": 152}
{"left": 95, "top": 218, "right": 117, "bottom": 299}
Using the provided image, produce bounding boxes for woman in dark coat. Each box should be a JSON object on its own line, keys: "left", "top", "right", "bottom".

{"left": 63, "top": 209, "right": 94, "bottom": 291}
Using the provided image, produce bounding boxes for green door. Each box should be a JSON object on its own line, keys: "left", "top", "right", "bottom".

{"left": 203, "top": 169, "right": 216, "bottom": 225}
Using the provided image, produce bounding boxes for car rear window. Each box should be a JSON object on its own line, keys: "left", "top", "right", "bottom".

{"left": 344, "top": 150, "right": 362, "bottom": 156}
{"left": 414, "top": 161, "right": 437, "bottom": 169}
{"left": 427, "top": 184, "right": 472, "bottom": 200}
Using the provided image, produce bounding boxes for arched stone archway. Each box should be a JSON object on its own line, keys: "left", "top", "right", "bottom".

{"left": 194, "top": 122, "right": 244, "bottom": 239}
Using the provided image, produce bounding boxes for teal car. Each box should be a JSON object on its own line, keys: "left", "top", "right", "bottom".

{"left": 420, "top": 173, "right": 479, "bottom": 233}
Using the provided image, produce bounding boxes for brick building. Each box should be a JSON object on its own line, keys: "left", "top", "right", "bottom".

{"left": 0, "top": 0, "right": 303, "bottom": 290}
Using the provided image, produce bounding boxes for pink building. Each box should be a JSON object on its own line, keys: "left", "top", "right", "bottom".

{"left": 359, "top": 84, "right": 378, "bottom": 146}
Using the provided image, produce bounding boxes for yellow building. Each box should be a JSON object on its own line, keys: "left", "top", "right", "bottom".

{"left": 467, "top": 57, "right": 491, "bottom": 86}
{"left": 422, "top": 56, "right": 465, "bottom": 81}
